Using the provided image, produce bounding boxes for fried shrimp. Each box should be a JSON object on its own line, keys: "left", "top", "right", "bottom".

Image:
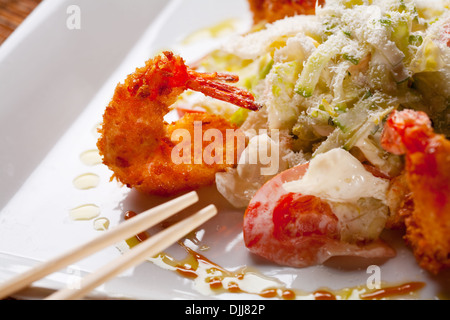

{"left": 97, "top": 51, "right": 261, "bottom": 196}
{"left": 243, "top": 163, "right": 395, "bottom": 268}
{"left": 381, "top": 110, "right": 450, "bottom": 274}
{"left": 248, "top": 0, "right": 324, "bottom": 24}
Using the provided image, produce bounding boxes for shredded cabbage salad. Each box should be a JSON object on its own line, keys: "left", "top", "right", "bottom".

{"left": 194, "top": 0, "right": 450, "bottom": 208}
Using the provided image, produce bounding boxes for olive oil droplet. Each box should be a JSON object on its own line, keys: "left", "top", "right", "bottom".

{"left": 93, "top": 217, "right": 110, "bottom": 231}
{"left": 73, "top": 173, "right": 100, "bottom": 190}
{"left": 69, "top": 204, "right": 100, "bottom": 221}
{"left": 80, "top": 149, "right": 102, "bottom": 166}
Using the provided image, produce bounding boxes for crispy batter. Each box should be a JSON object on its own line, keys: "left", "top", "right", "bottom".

{"left": 382, "top": 110, "right": 450, "bottom": 274}
{"left": 385, "top": 172, "right": 414, "bottom": 230}
{"left": 248, "top": 0, "right": 324, "bottom": 24}
{"left": 97, "top": 51, "right": 258, "bottom": 196}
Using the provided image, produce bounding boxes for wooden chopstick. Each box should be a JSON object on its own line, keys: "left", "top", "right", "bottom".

{"left": 46, "top": 204, "right": 217, "bottom": 300}
{"left": 0, "top": 191, "right": 201, "bottom": 300}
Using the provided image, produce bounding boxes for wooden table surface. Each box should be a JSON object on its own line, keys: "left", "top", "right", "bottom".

{"left": 0, "top": 0, "right": 42, "bottom": 45}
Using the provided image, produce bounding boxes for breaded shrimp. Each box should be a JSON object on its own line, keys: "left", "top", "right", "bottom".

{"left": 381, "top": 110, "right": 450, "bottom": 274}
{"left": 248, "top": 0, "right": 324, "bottom": 24}
{"left": 97, "top": 51, "right": 260, "bottom": 196}
{"left": 244, "top": 163, "right": 395, "bottom": 268}
{"left": 385, "top": 171, "right": 413, "bottom": 230}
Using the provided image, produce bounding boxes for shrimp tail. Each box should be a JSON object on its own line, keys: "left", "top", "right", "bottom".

{"left": 124, "top": 51, "right": 261, "bottom": 111}
{"left": 187, "top": 69, "right": 262, "bottom": 111}
{"left": 381, "top": 109, "right": 434, "bottom": 156}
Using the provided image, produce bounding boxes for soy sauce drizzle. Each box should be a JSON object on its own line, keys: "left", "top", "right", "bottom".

{"left": 158, "top": 242, "right": 296, "bottom": 299}
{"left": 122, "top": 209, "right": 426, "bottom": 300}
{"left": 313, "top": 290, "right": 337, "bottom": 300}
{"left": 360, "top": 282, "right": 425, "bottom": 300}
{"left": 124, "top": 210, "right": 150, "bottom": 242}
